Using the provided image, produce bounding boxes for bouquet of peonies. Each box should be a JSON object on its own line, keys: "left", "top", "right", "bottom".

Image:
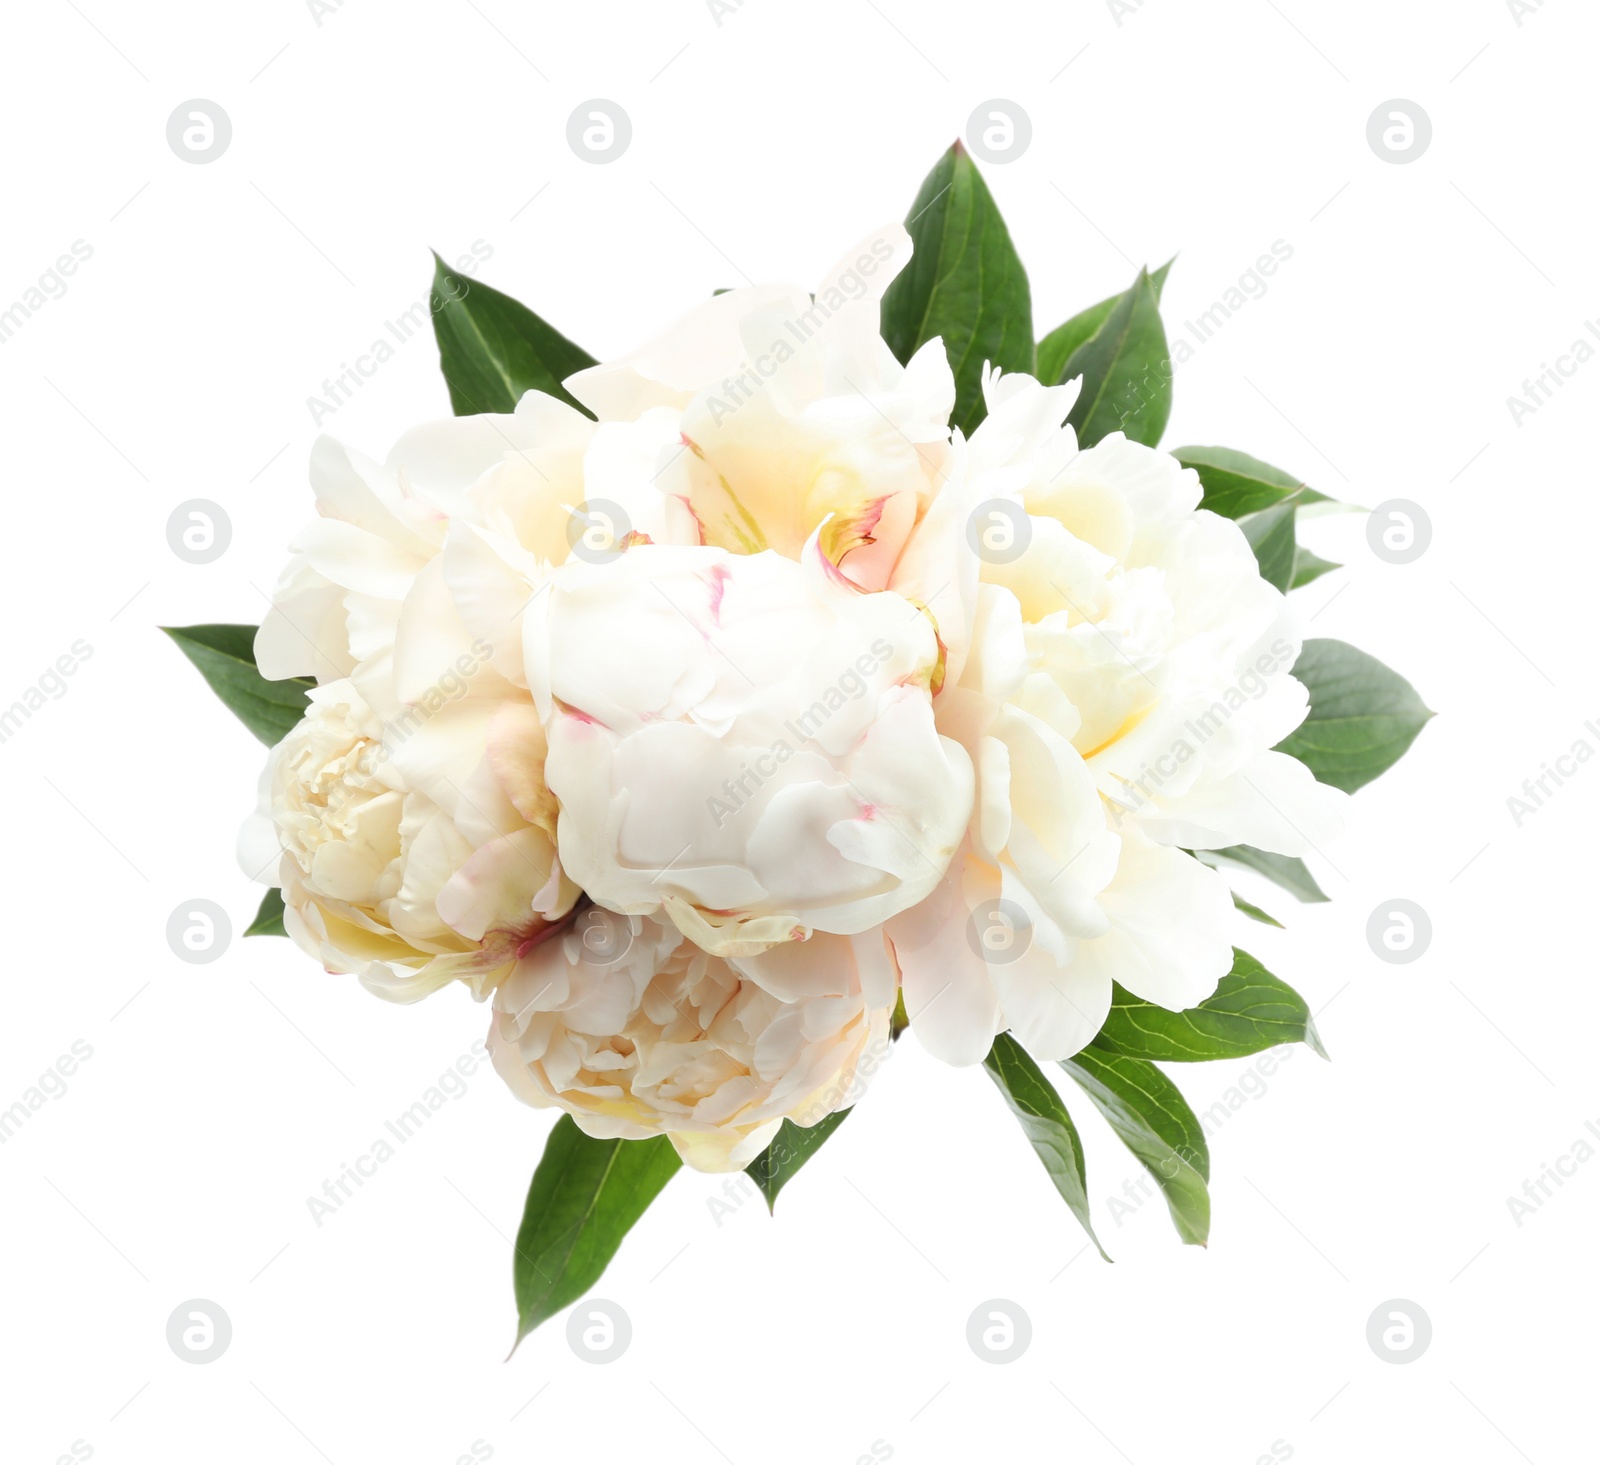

{"left": 168, "top": 143, "right": 1430, "bottom": 1345}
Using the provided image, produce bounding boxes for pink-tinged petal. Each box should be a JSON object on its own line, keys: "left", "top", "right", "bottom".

{"left": 732, "top": 930, "right": 862, "bottom": 1003}
{"left": 436, "top": 826, "right": 567, "bottom": 942}
{"left": 803, "top": 517, "right": 859, "bottom": 595}
{"left": 384, "top": 698, "right": 515, "bottom": 837}
{"left": 533, "top": 544, "right": 969, "bottom": 950}
{"left": 828, "top": 491, "right": 914, "bottom": 593}
{"left": 487, "top": 698, "right": 559, "bottom": 836}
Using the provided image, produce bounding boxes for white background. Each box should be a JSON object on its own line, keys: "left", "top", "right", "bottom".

{"left": 2, "top": 1, "right": 1595, "bottom": 1461}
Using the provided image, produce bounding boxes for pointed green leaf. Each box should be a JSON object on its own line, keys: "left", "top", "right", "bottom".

{"left": 1277, "top": 639, "right": 1434, "bottom": 793}
{"left": 1296, "top": 487, "right": 1362, "bottom": 516}
{"left": 1037, "top": 258, "right": 1173, "bottom": 389}
{"left": 1291, "top": 547, "right": 1342, "bottom": 588}
{"left": 512, "top": 1117, "right": 680, "bottom": 1348}
{"left": 163, "top": 624, "right": 313, "bottom": 747}
{"left": 1061, "top": 1049, "right": 1210, "bottom": 1246}
{"left": 984, "top": 1034, "right": 1108, "bottom": 1259}
{"left": 1093, "top": 950, "right": 1326, "bottom": 1063}
{"left": 1061, "top": 266, "right": 1171, "bottom": 448}
{"left": 1240, "top": 498, "right": 1299, "bottom": 592}
{"left": 430, "top": 255, "right": 596, "bottom": 418}
{"left": 1232, "top": 891, "right": 1283, "bottom": 928}
{"left": 245, "top": 887, "right": 287, "bottom": 937}
{"left": 1038, "top": 308, "right": 1113, "bottom": 398}
{"left": 1174, "top": 446, "right": 1305, "bottom": 519}
{"left": 1198, "top": 845, "right": 1329, "bottom": 904}
{"left": 880, "top": 141, "right": 1033, "bottom": 436}
{"left": 745, "top": 1109, "right": 852, "bottom": 1213}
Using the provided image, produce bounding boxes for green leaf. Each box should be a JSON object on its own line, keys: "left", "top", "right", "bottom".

{"left": 430, "top": 255, "right": 596, "bottom": 418}
{"left": 163, "top": 625, "right": 313, "bottom": 747}
{"left": 1296, "top": 487, "right": 1362, "bottom": 516}
{"left": 1240, "top": 498, "right": 1299, "bottom": 592}
{"left": 245, "top": 888, "right": 287, "bottom": 937}
{"left": 1093, "top": 950, "right": 1326, "bottom": 1063}
{"left": 745, "top": 1110, "right": 852, "bottom": 1213}
{"left": 1061, "top": 266, "right": 1171, "bottom": 448}
{"left": 1036, "top": 258, "right": 1172, "bottom": 390}
{"left": 1212, "top": 461, "right": 1341, "bottom": 592}
{"left": 1291, "top": 547, "right": 1342, "bottom": 588}
{"left": 512, "top": 1117, "right": 680, "bottom": 1349}
{"left": 1199, "top": 846, "right": 1328, "bottom": 904}
{"left": 1060, "top": 1049, "right": 1210, "bottom": 1246}
{"left": 1276, "top": 639, "right": 1434, "bottom": 793}
{"left": 984, "top": 1034, "right": 1108, "bottom": 1260}
{"left": 1232, "top": 891, "right": 1283, "bottom": 928}
{"left": 880, "top": 141, "right": 1033, "bottom": 437}
{"left": 1174, "top": 446, "right": 1304, "bottom": 520}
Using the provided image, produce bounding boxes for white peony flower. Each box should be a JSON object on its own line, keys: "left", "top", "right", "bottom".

{"left": 524, "top": 539, "right": 974, "bottom": 956}
{"left": 967, "top": 375, "right": 1343, "bottom": 854}
{"left": 884, "top": 632, "right": 1238, "bottom": 1064}
{"left": 565, "top": 226, "right": 968, "bottom": 632}
{"left": 248, "top": 391, "right": 692, "bottom": 1003}
{"left": 488, "top": 907, "right": 895, "bottom": 1171}
{"left": 240, "top": 678, "right": 577, "bottom": 1002}
{"left": 254, "top": 390, "right": 698, "bottom": 706}
{"left": 883, "top": 371, "right": 1341, "bottom": 1066}
{"left": 248, "top": 230, "right": 1346, "bottom": 1114}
